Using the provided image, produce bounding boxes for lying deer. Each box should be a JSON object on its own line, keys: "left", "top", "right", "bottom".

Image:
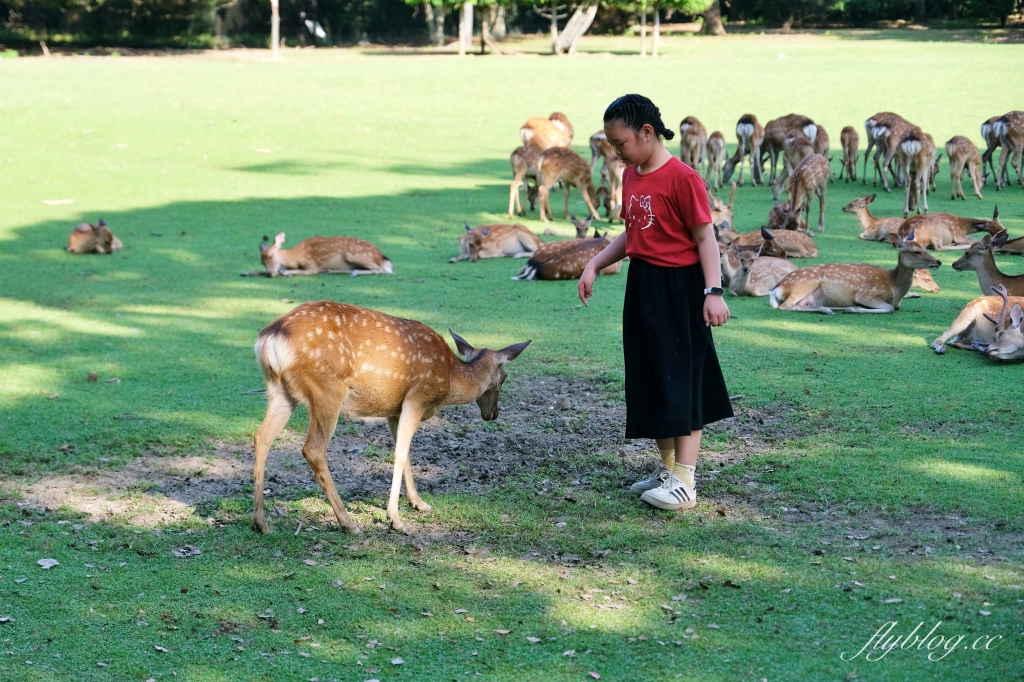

{"left": 66, "top": 219, "right": 123, "bottom": 254}
{"left": 898, "top": 207, "right": 1004, "bottom": 251}
{"left": 536, "top": 147, "right": 601, "bottom": 223}
{"left": 932, "top": 284, "right": 1024, "bottom": 357}
{"left": 722, "top": 114, "right": 765, "bottom": 186}
{"left": 252, "top": 302, "right": 530, "bottom": 533}
{"left": 679, "top": 116, "right": 707, "bottom": 172}
{"left": 896, "top": 126, "right": 936, "bottom": 217}
{"left": 512, "top": 230, "right": 619, "bottom": 281}
{"left": 709, "top": 181, "right": 736, "bottom": 230}
{"left": 762, "top": 114, "right": 817, "bottom": 184}
{"left": 979, "top": 285, "right": 1024, "bottom": 361}
{"left": 994, "top": 110, "right": 1024, "bottom": 190}
{"left": 257, "top": 233, "right": 392, "bottom": 277}
{"left": 840, "top": 126, "right": 859, "bottom": 182}
{"left": 767, "top": 200, "right": 809, "bottom": 234}
{"left": 945, "top": 136, "right": 984, "bottom": 200}
{"left": 842, "top": 194, "right": 902, "bottom": 241}
{"left": 520, "top": 114, "right": 571, "bottom": 152}
{"left": 718, "top": 224, "right": 818, "bottom": 258}
{"left": 769, "top": 229, "right": 941, "bottom": 314}
{"left": 728, "top": 229, "right": 798, "bottom": 297}
{"left": 785, "top": 154, "right": 830, "bottom": 233}
{"left": 951, "top": 231, "right": 1024, "bottom": 296}
{"left": 508, "top": 145, "right": 540, "bottom": 217}
{"left": 450, "top": 223, "right": 542, "bottom": 263}
{"left": 705, "top": 131, "right": 726, "bottom": 190}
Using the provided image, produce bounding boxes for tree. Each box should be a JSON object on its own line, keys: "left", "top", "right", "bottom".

{"left": 702, "top": 0, "right": 725, "bottom": 35}
{"left": 534, "top": 1, "right": 597, "bottom": 55}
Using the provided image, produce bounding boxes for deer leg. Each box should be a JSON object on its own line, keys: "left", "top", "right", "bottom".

{"left": 509, "top": 176, "right": 522, "bottom": 218}
{"left": 562, "top": 182, "right": 571, "bottom": 219}
{"left": 387, "top": 416, "right": 431, "bottom": 513}
{"left": 843, "top": 296, "right": 895, "bottom": 314}
{"left": 781, "top": 286, "right": 835, "bottom": 315}
{"left": 386, "top": 405, "right": 422, "bottom": 531}
{"left": 302, "top": 399, "right": 360, "bottom": 533}
{"left": 997, "top": 146, "right": 1009, "bottom": 190}
{"left": 279, "top": 268, "right": 322, "bottom": 276}
{"left": 252, "top": 382, "right": 295, "bottom": 534}
{"left": 921, "top": 169, "right": 929, "bottom": 214}
{"left": 538, "top": 183, "right": 552, "bottom": 223}
{"left": 817, "top": 187, "right": 826, "bottom": 233}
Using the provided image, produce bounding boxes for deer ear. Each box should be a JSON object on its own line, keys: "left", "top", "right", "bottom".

{"left": 760, "top": 227, "right": 774, "bottom": 240}
{"left": 993, "top": 205, "right": 999, "bottom": 220}
{"left": 867, "top": 193, "right": 877, "bottom": 202}
{"left": 274, "top": 232, "right": 286, "bottom": 248}
{"left": 889, "top": 232, "right": 902, "bottom": 248}
{"left": 498, "top": 339, "right": 531, "bottom": 363}
{"left": 465, "top": 222, "right": 472, "bottom": 233}
{"left": 1012, "top": 304, "right": 1024, "bottom": 330}
{"left": 482, "top": 227, "right": 490, "bottom": 236}
{"left": 449, "top": 330, "right": 475, "bottom": 360}
{"left": 983, "top": 233, "right": 992, "bottom": 246}
{"left": 993, "top": 230, "right": 1009, "bottom": 248}
{"left": 98, "top": 218, "right": 106, "bottom": 227}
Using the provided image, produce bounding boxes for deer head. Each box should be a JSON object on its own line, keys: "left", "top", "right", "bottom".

{"left": 952, "top": 233, "right": 1000, "bottom": 272}
{"left": 981, "top": 285, "right": 1024, "bottom": 361}
{"left": 891, "top": 229, "right": 942, "bottom": 270}
{"left": 842, "top": 194, "right": 877, "bottom": 214}
{"left": 449, "top": 331, "right": 531, "bottom": 420}
{"left": 260, "top": 232, "right": 288, "bottom": 276}
{"left": 571, "top": 215, "right": 593, "bottom": 238}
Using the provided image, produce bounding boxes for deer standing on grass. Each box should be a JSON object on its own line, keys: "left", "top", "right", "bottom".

{"left": 535, "top": 147, "right": 601, "bottom": 223}
{"left": 862, "top": 112, "right": 903, "bottom": 185}
{"left": 549, "top": 112, "right": 574, "bottom": 144}
{"left": 840, "top": 126, "right": 859, "bottom": 182}
{"left": 898, "top": 207, "right": 1005, "bottom": 251}
{"left": 868, "top": 112, "right": 913, "bottom": 191}
{"left": 512, "top": 229, "right": 619, "bottom": 281}
{"left": 520, "top": 113, "right": 572, "bottom": 152}
{"left": 945, "top": 136, "right": 984, "bottom": 201}
{"left": 769, "top": 230, "right": 941, "bottom": 314}
{"left": 508, "top": 145, "right": 540, "bottom": 217}
{"left": 951, "top": 232, "right": 1024, "bottom": 296}
{"left": 895, "top": 126, "right": 936, "bottom": 217}
{"left": 252, "top": 302, "right": 530, "bottom": 533}
{"left": 599, "top": 155, "right": 625, "bottom": 221}
{"left": 727, "top": 229, "right": 798, "bottom": 297}
{"left": 771, "top": 130, "right": 814, "bottom": 200}
{"left": 722, "top": 114, "right": 765, "bottom": 186}
{"left": 258, "top": 234, "right": 392, "bottom": 277}
{"left": 980, "top": 115, "right": 1006, "bottom": 187}
{"left": 705, "top": 131, "right": 726, "bottom": 190}
{"left": 450, "top": 223, "right": 542, "bottom": 263}
{"left": 718, "top": 225, "right": 818, "bottom": 258}
{"left": 679, "top": 116, "right": 707, "bottom": 173}
{"left": 932, "top": 284, "right": 1024, "bottom": 358}
{"left": 762, "top": 114, "right": 817, "bottom": 184}
{"left": 590, "top": 131, "right": 615, "bottom": 173}
{"left": 994, "top": 111, "right": 1024, "bottom": 190}
{"left": 66, "top": 219, "right": 122, "bottom": 254}
{"left": 784, "top": 154, "right": 829, "bottom": 233}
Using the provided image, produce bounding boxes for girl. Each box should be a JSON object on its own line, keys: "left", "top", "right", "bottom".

{"left": 578, "top": 94, "right": 733, "bottom": 511}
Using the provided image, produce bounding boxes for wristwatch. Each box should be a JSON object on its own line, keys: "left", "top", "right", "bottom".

{"left": 704, "top": 287, "right": 725, "bottom": 296}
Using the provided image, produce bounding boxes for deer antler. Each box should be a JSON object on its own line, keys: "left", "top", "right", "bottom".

{"left": 983, "top": 284, "right": 1010, "bottom": 326}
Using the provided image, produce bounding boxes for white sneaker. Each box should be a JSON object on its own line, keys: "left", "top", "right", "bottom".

{"left": 640, "top": 474, "right": 697, "bottom": 511}
{"left": 629, "top": 464, "right": 670, "bottom": 495}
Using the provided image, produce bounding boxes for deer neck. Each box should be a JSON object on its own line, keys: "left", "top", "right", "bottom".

{"left": 444, "top": 353, "right": 494, "bottom": 407}
{"left": 888, "top": 253, "right": 919, "bottom": 301}
{"left": 855, "top": 206, "right": 875, "bottom": 231}
{"left": 277, "top": 248, "right": 303, "bottom": 269}
{"left": 976, "top": 249, "right": 1003, "bottom": 292}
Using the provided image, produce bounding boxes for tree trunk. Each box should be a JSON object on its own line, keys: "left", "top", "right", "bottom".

{"left": 459, "top": 1, "right": 473, "bottom": 55}
{"left": 652, "top": 9, "right": 659, "bottom": 57}
{"left": 703, "top": 0, "right": 726, "bottom": 36}
{"left": 554, "top": 3, "right": 598, "bottom": 56}
{"left": 640, "top": 4, "right": 647, "bottom": 57}
{"left": 480, "top": 13, "right": 487, "bottom": 54}
{"left": 424, "top": 2, "right": 445, "bottom": 46}
{"left": 914, "top": 0, "right": 925, "bottom": 24}
{"left": 550, "top": 0, "right": 559, "bottom": 54}
{"left": 491, "top": 5, "right": 507, "bottom": 40}
{"left": 270, "top": 0, "right": 280, "bottom": 58}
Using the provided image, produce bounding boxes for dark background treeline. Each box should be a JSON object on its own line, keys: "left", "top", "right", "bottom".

{"left": 1, "top": 0, "right": 1021, "bottom": 50}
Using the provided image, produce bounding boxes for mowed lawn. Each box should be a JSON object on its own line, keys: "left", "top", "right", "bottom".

{"left": 0, "top": 33, "right": 1022, "bottom": 681}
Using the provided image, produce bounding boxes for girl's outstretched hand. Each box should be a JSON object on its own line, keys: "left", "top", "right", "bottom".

{"left": 578, "top": 264, "right": 597, "bottom": 307}
{"left": 704, "top": 295, "right": 730, "bottom": 327}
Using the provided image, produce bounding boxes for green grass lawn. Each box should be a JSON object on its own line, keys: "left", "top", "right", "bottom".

{"left": 1, "top": 32, "right": 1022, "bottom": 681}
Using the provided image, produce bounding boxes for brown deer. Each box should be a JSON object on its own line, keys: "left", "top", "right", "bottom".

{"left": 709, "top": 181, "right": 736, "bottom": 230}
{"left": 842, "top": 194, "right": 902, "bottom": 241}
{"left": 252, "top": 302, "right": 530, "bottom": 533}
{"left": 705, "top": 131, "right": 726, "bottom": 190}
{"left": 589, "top": 131, "right": 615, "bottom": 174}
{"left": 508, "top": 145, "right": 540, "bottom": 217}
{"left": 980, "top": 115, "right": 1006, "bottom": 187}
{"left": 549, "top": 112, "right": 574, "bottom": 144}
{"left": 867, "top": 112, "right": 913, "bottom": 191}
{"left": 772, "top": 130, "right": 814, "bottom": 200}
{"left": 679, "top": 116, "right": 707, "bottom": 173}
{"left": 762, "top": 114, "right": 818, "bottom": 184}
{"left": 951, "top": 232, "right": 1024, "bottom": 296}
{"left": 599, "top": 155, "right": 625, "bottom": 221}
{"left": 979, "top": 285, "right": 1024, "bottom": 361}
{"left": 722, "top": 114, "right": 765, "bottom": 186}
{"left": 840, "top": 125, "right": 859, "bottom": 182}
{"left": 944, "top": 136, "right": 984, "bottom": 201}
{"left": 66, "top": 219, "right": 122, "bottom": 254}
{"left": 769, "top": 230, "right": 941, "bottom": 314}
{"left": 520, "top": 114, "right": 571, "bottom": 153}
{"left": 512, "top": 230, "right": 619, "bottom": 281}
{"left": 450, "top": 223, "right": 542, "bottom": 263}
{"left": 785, "top": 154, "right": 830, "bottom": 233}
{"left": 898, "top": 207, "right": 1004, "bottom": 251}
{"left": 932, "top": 284, "right": 1024, "bottom": 356}
{"left": 994, "top": 111, "right": 1024, "bottom": 190}
{"left": 718, "top": 225, "right": 818, "bottom": 258}
{"left": 895, "top": 126, "right": 936, "bottom": 217}
{"left": 767, "top": 200, "right": 809, "bottom": 234}
{"left": 536, "top": 147, "right": 601, "bottom": 223}
{"left": 995, "top": 232, "right": 1024, "bottom": 255}
{"left": 258, "top": 233, "right": 392, "bottom": 277}
{"left": 728, "top": 230, "right": 798, "bottom": 297}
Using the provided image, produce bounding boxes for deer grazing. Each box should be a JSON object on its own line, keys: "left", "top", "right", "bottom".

{"left": 994, "top": 110, "right": 1024, "bottom": 190}
{"left": 708, "top": 181, "right": 736, "bottom": 230}
{"left": 66, "top": 219, "right": 123, "bottom": 254}
{"left": 769, "top": 230, "right": 941, "bottom": 314}
{"left": 536, "top": 147, "right": 601, "bottom": 223}
{"left": 718, "top": 224, "right": 818, "bottom": 258}
{"left": 520, "top": 113, "right": 572, "bottom": 152}
{"left": 931, "top": 284, "right": 1024, "bottom": 358}
{"left": 251, "top": 302, "right": 530, "bottom": 533}
{"left": 508, "top": 145, "right": 540, "bottom": 217}
{"left": 679, "top": 116, "right": 708, "bottom": 173}
{"left": 727, "top": 229, "right": 798, "bottom": 297}
{"left": 450, "top": 223, "right": 542, "bottom": 263}
{"left": 895, "top": 126, "right": 936, "bottom": 217}
{"left": 980, "top": 115, "right": 1007, "bottom": 187}
{"left": 722, "top": 114, "right": 765, "bottom": 186}
{"left": 784, "top": 154, "right": 830, "bottom": 233}
{"left": 951, "top": 231, "right": 1024, "bottom": 296}
{"left": 945, "top": 136, "right": 984, "bottom": 201}
{"left": 762, "top": 114, "right": 817, "bottom": 184}
{"left": 842, "top": 194, "right": 902, "bottom": 241}
{"left": 512, "top": 229, "right": 619, "bottom": 281}
{"left": 549, "top": 112, "right": 574, "bottom": 145}
{"left": 771, "top": 130, "right": 814, "bottom": 200}
{"left": 840, "top": 126, "right": 859, "bottom": 182}
{"left": 705, "top": 131, "right": 726, "bottom": 190}
{"left": 898, "top": 206, "right": 1004, "bottom": 251}
{"left": 257, "top": 234, "right": 392, "bottom": 277}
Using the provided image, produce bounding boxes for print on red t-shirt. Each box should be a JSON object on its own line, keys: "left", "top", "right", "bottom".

{"left": 620, "top": 156, "right": 712, "bottom": 268}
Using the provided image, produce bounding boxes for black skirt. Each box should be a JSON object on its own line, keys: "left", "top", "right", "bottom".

{"left": 623, "top": 259, "right": 733, "bottom": 439}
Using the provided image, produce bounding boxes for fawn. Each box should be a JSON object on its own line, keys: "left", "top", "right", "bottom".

{"left": 767, "top": 200, "right": 809, "bottom": 234}
{"left": 679, "top": 116, "right": 708, "bottom": 173}
{"left": 512, "top": 229, "right": 619, "bottom": 281}
{"left": 508, "top": 145, "right": 541, "bottom": 217}
{"left": 536, "top": 147, "right": 601, "bottom": 223}
{"left": 252, "top": 302, "right": 530, "bottom": 533}
{"left": 258, "top": 233, "right": 392, "bottom": 277}
{"left": 771, "top": 130, "right": 814, "bottom": 200}
{"left": 951, "top": 231, "right": 1024, "bottom": 296}
{"left": 722, "top": 114, "right": 765, "bottom": 186}
{"left": 705, "top": 131, "right": 726, "bottom": 190}
{"left": 66, "top": 219, "right": 123, "bottom": 254}
{"left": 932, "top": 284, "right": 1024, "bottom": 358}
{"left": 785, "top": 154, "right": 830, "bottom": 233}
{"left": 898, "top": 206, "right": 1004, "bottom": 251}
{"left": 839, "top": 126, "right": 859, "bottom": 182}
{"left": 728, "top": 229, "right": 798, "bottom": 297}
{"left": 718, "top": 224, "right": 818, "bottom": 259}
{"left": 841, "top": 194, "right": 902, "bottom": 241}
{"left": 945, "top": 136, "right": 984, "bottom": 200}
{"left": 450, "top": 223, "right": 542, "bottom": 263}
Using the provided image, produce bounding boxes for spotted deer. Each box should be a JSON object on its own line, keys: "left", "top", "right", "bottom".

{"left": 722, "top": 114, "right": 765, "bottom": 186}
{"left": 898, "top": 207, "right": 1005, "bottom": 251}
{"left": 728, "top": 230, "right": 798, "bottom": 297}
{"left": 257, "top": 233, "right": 392, "bottom": 277}
{"left": 767, "top": 200, "right": 809, "bottom": 234}
{"left": 705, "top": 131, "right": 727, "bottom": 190}
{"left": 868, "top": 112, "right": 913, "bottom": 191}
{"left": 943, "top": 136, "right": 984, "bottom": 201}
{"left": 769, "top": 230, "right": 941, "bottom": 314}
{"left": 589, "top": 131, "right": 615, "bottom": 173}
{"left": 598, "top": 155, "right": 625, "bottom": 221}
{"left": 549, "top": 112, "right": 574, "bottom": 145}
{"left": 994, "top": 111, "right": 1024, "bottom": 190}
{"left": 842, "top": 194, "right": 901, "bottom": 242}
{"left": 840, "top": 126, "right": 859, "bottom": 182}
{"left": 679, "top": 116, "right": 707, "bottom": 173}
{"left": 718, "top": 225, "right": 818, "bottom": 258}
{"left": 951, "top": 231, "right": 1024, "bottom": 296}
{"left": 932, "top": 284, "right": 1024, "bottom": 357}
{"left": 252, "top": 302, "right": 530, "bottom": 533}
{"left": 772, "top": 130, "right": 814, "bottom": 200}
{"left": 535, "top": 147, "right": 601, "bottom": 223}
{"left": 980, "top": 115, "right": 1006, "bottom": 187}
{"left": 520, "top": 113, "right": 572, "bottom": 153}
{"left": 895, "top": 126, "right": 936, "bottom": 217}
{"left": 66, "top": 219, "right": 122, "bottom": 254}
{"left": 709, "top": 181, "right": 736, "bottom": 230}
{"left": 450, "top": 223, "right": 542, "bottom": 263}
{"left": 508, "top": 145, "right": 541, "bottom": 217}
{"left": 512, "top": 230, "right": 619, "bottom": 281}
{"left": 762, "top": 114, "right": 818, "bottom": 184}
{"left": 785, "top": 154, "right": 830, "bottom": 233}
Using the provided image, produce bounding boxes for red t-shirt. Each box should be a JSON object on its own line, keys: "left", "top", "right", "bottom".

{"left": 620, "top": 156, "right": 712, "bottom": 268}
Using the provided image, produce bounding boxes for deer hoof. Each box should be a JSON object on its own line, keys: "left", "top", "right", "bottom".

{"left": 252, "top": 517, "right": 271, "bottom": 535}
{"left": 344, "top": 523, "right": 363, "bottom": 535}
{"left": 388, "top": 517, "right": 405, "bottom": 532}
{"left": 413, "top": 501, "right": 433, "bottom": 513}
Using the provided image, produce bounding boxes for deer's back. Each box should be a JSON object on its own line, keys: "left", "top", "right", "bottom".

{"left": 521, "top": 117, "right": 569, "bottom": 152}
{"left": 778, "top": 263, "right": 890, "bottom": 302}
{"left": 538, "top": 147, "right": 589, "bottom": 183}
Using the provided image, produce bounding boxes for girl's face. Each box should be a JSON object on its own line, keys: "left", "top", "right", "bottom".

{"left": 604, "top": 119, "right": 654, "bottom": 167}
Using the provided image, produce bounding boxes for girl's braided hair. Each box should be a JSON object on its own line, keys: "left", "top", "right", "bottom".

{"left": 603, "top": 94, "right": 675, "bottom": 141}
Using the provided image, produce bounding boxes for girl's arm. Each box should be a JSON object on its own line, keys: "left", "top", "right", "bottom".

{"left": 691, "top": 222, "right": 730, "bottom": 327}
{"left": 577, "top": 230, "right": 628, "bottom": 306}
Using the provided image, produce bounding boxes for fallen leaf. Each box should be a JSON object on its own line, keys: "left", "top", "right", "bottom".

{"left": 627, "top": 578, "right": 638, "bottom": 585}
{"left": 297, "top": 608, "right": 307, "bottom": 614}
{"left": 589, "top": 673, "right": 601, "bottom": 679}
{"left": 781, "top": 588, "right": 792, "bottom": 593}
{"left": 495, "top": 629, "right": 511, "bottom": 635}
{"left": 154, "top": 646, "right": 169, "bottom": 653}
{"left": 281, "top": 298, "right": 294, "bottom": 303}
{"left": 707, "top": 623, "right": 720, "bottom": 629}
{"left": 979, "top": 610, "right": 991, "bottom": 616}
{"left": 37, "top": 558, "right": 59, "bottom": 569}
{"left": 391, "top": 657, "right": 403, "bottom": 665}
{"left": 454, "top": 609, "right": 468, "bottom": 614}
{"left": 563, "top": 649, "right": 576, "bottom": 657}
{"left": 106, "top": 377, "right": 121, "bottom": 384}
{"left": 47, "top": 393, "right": 59, "bottom": 400}
{"left": 526, "top": 637, "right": 541, "bottom": 643}
{"left": 331, "top": 580, "right": 343, "bottom": 587}
{"left": 465, "top": 616, "right": 475, "bottom": 622}
{"left": 172, "top": 545, "right": 201, "bottom": 558}
{"left": 0, "top": 616, "right": 14, "bottom": 623}
{"left": 883, "top": 598, "right": 902, "bottom": 604}
{"left": 303, "top": 559, "right": 316, "bottom": 566}
{"left": 14, "top": 578, "right": 26, "bottom": 584}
